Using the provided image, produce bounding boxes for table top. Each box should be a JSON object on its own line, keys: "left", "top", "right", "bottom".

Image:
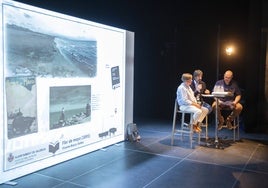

{"left": 201, "top": 94, "right": 214, "bottom": 97}
{"left": 202, "top": 92, "right": 233, "bottom": 98}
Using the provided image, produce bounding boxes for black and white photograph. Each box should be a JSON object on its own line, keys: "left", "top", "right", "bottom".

{"left": 49, "top": 85, "right": 91, "bottom": 130}
{"left": 5, "top": 76, "right": 37, "bottom": 139}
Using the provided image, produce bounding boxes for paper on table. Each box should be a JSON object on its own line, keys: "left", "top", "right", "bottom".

{"left": 211, "top": 91, "right": 233, "bottom": 97}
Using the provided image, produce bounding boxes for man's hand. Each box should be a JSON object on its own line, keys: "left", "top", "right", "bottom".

{"left": 197, "top": 84, "right": 202, "bottom": 92}
{"left": 192, "top": 102, "right": 201, "bottom": 109}
{"left": 204, "top": 89, "right": 210, "bottom": 94}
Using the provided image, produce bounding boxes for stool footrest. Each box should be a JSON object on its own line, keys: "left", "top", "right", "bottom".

{"left": 174, "top": 129, "right": 193, "bottom": 134}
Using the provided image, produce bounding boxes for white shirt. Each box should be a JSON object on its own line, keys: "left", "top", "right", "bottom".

{"left": 176, "top": 82, "right": 197, "bottom": 106}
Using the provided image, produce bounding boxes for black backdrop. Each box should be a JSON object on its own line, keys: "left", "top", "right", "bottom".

{"left": 13, "top": 0, "right": 268, "bottom": 133}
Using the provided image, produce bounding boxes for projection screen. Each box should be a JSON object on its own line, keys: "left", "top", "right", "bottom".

{"left": 0, "top": 0, "right": 134, "bottom": 184}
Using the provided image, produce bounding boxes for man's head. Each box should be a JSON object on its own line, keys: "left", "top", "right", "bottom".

{"left": 223, "top": 70, "right": 233, "bottom": 85}
{"left": 181, "top": 73, "right": 192, "bottom": 85}
{"left": 193, "top": 69, "right": 203, "bottom": 82}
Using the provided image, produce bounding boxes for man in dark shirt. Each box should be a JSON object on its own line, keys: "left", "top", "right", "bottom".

{"left": 212, "top": 70, "right": 243, "bottom": 130}
{"left": 190, "top": 69, "right": 212, "bottom": 113}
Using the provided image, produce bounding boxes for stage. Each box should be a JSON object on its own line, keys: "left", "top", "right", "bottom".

{"left": 3, "top": 119, "right": 268, "bottom": 188}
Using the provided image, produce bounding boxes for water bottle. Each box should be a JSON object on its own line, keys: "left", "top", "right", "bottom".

{"left": 214, "top": 85, "right": 219, "bottom": 92}
{"left": 219, "top": 85, "right": 223, "bottom": 92}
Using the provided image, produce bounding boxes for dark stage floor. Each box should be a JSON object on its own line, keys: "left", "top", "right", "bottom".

{"left": 1, "top": 119, "right": 268, "bottom": 188}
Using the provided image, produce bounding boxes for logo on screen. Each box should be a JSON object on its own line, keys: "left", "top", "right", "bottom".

{"left": 49, "top": 141, "right": 60, "bottom": 154}
{"left": 7, "top": 153, "right": 14, "bottom": 162}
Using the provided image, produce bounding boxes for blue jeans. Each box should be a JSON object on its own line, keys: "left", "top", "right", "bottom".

{"left": 202, "top": 102, "right": 212, "bottom": 114}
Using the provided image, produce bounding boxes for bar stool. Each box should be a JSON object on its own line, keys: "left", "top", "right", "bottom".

{"left": 219, "top": 111, "right": 240, "bottom": 141}
{"left": 232, "top": 115, "right": 240, "bottom": 141}
{"left": 201, "top": 115, "right": 209, "bottom": 140}
{"left": 171, "top": 100, "right": 208, "bottom": 148}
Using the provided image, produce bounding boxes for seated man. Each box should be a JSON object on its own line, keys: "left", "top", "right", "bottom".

{"left": 212, "top": 70, "right": 243, "bottom": 130}
{"left": 177, "top": 73, "right": 209, "bottom": 133}
{"left": 190, "top": 69, "right": 212, "bottom": 114}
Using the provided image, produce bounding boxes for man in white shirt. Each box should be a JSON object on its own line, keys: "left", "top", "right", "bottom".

{"left": 177, "top": 73, "right": 209, "bottom": 133}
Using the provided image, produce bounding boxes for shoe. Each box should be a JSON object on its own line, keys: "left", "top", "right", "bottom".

{"left": 196, "top": 122, "right": 202, "bottom": 132}
{"left": 193, "top": 124, "right": 202, "bottom": 133}
{"left": 193, "top": 126, "right": 200, "bottom": 133}
{"left": 217, "top": 122, "right": 223, "bottom": 130}
{"left": 217, "top": 117, "right": 224, "bottom": 130}
{"left": 226, "top": 118, "right": 234, "bottom": 130}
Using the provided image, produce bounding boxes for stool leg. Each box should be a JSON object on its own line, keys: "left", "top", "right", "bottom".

{"left": 205, "top": 115, "right": 208, "bottom": 140}
{"left": 232, "top": 117, "right": 235, "bottom": 141}
{"left": 190, "top": 113, "right": 193, "bottom": 148}
{"left": 171, "top": 116, "right": 176, "bottom": 145}
{"left": 198, "top": 132, "right": 201, "bottom": 145}
{"left": 181, "top": 112, "right": 185, "bottom": 141}
{"left": 232, "top": 116, "right": 240, "bottom": 141}
{"left": 238, "top": 116, "right": 240, "bottom": 140}
{"left": 171, "top": 103, "right": 178, "bottom": 145}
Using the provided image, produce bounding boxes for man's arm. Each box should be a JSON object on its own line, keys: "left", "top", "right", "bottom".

{"left": 233, "top": 95, "right": 241, "bottom": 105}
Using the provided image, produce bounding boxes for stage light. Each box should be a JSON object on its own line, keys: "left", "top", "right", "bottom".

{"left": 225, "top": 46, "right": 234, "bottom": 55}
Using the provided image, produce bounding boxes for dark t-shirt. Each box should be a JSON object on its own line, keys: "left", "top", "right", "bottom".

{"left": 190, "top": 80, "right": 207, "bottom": 104}
{"left": 190, "top": 80, "right": 207, "bottom": 95}
{"left": 214, "top": 79, "right": 241, "bottom": 102}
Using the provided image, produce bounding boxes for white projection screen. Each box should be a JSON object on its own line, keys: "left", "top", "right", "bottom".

{"left": 0, "top": 0, "right": 134, "bottom": 184}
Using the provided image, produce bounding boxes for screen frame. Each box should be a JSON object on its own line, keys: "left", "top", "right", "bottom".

{"left": 0, "top": 0, "right": 134, "bottom": 184}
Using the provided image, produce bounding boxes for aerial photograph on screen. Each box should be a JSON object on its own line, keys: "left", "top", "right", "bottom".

{"left": 49, "top": 85, "right": 91, "bottom": 130}
{"left": 4, "top": 4, "right": 97, "bottom": 78}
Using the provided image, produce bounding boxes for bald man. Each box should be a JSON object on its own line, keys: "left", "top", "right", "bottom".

{"left": 212, "top": 70, "right": 243, "bottom": 130}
